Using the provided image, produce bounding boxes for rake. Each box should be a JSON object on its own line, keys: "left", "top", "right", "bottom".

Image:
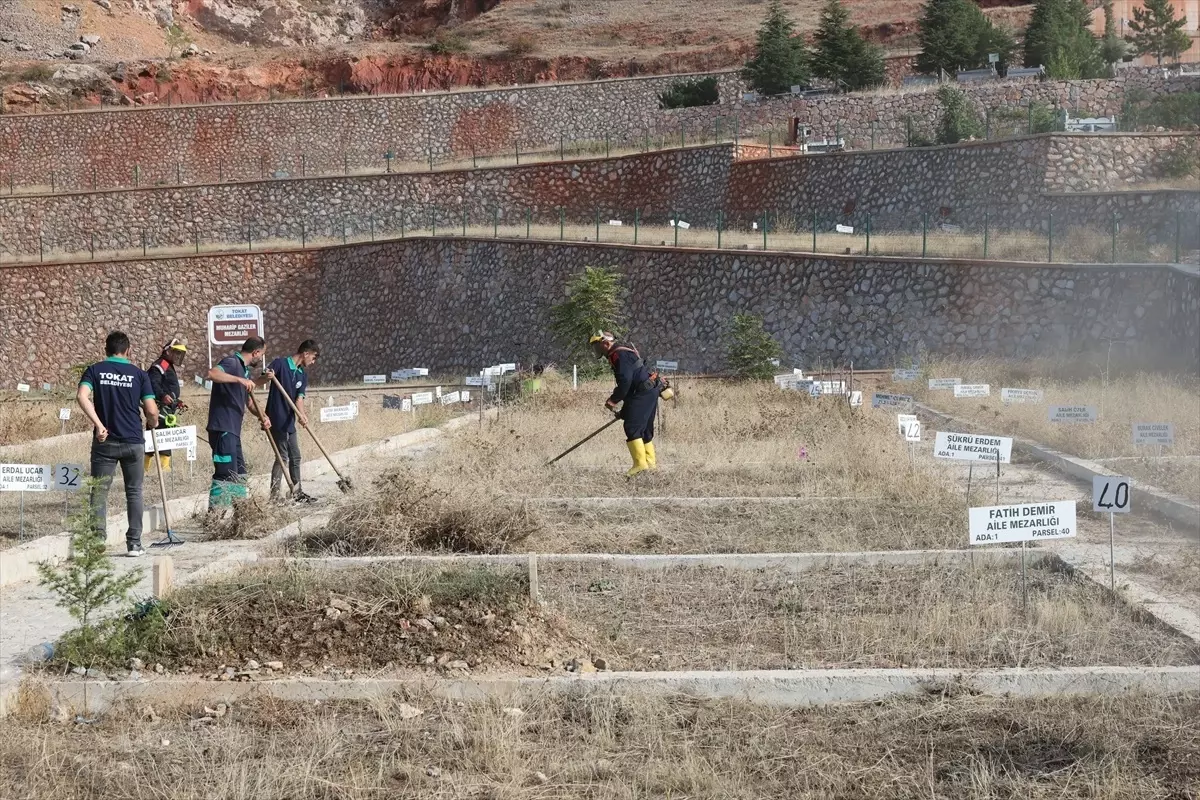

{"left": 268, "top": 372, "right": 353, "bottom": 493}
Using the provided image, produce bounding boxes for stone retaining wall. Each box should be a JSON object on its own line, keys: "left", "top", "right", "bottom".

{"left": 1, "top": 134, "right": 1194, "bottom": 257}
{"left": 2, "top": 239, "right": 1195, "bottom": 386}
{"left": 0, "top": 68, "right": 1194, "bottom": 193}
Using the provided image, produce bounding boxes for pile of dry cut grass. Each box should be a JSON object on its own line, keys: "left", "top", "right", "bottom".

{"left": 305, "top": 467, "right": 540, "bottom": 555}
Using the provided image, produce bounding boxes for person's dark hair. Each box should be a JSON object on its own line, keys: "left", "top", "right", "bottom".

{"left": 297, "top": 339, "right": 320, "bottom": 355}
{"left": 105, "top": 331, "right": 131, "bottom": 356}
{"left": 241, "top": 336, "right": 266, "bottom": 353}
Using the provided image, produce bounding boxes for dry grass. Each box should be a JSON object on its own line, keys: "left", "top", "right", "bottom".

{"left": 907, "top": 355, "right": 1200, "bottom": 502}
{"left": 1128, "top": 548, "right": 1200, "bottom": 595}
{"left": 201, "top": 496, "right": 298, "bottom": 541}
{"left": 544, "top": 560, "right": 1200, "bottom": 670}
{"left": 2, "top": 691, "right": 1197, "bottom": 799}
{"left": 299, "top": 467, "right": 540, "bottom": 554}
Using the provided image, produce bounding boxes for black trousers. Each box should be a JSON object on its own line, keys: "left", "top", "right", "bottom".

{"left": 621, "top": 390, "right": 657, "bottom": 443}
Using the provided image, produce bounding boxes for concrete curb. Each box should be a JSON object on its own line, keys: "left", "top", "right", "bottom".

{"left": 13, "top": 666, "right": 1199, "bottom": 716}
{"left": 262, "top": 549, "right": 1030, "bottom": 572}
{"left": 916, "top": 403, "right": 1200, "bottom": 531}
{"left": 526, "top": 495, "right": 880, "bottom": 506}
{"left": 0, "top": 413, "right": 480, "bottom": 587}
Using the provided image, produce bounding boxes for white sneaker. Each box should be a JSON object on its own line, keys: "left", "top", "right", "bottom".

{"left": 127, "top": 547, "right": 145, "bottom": 558}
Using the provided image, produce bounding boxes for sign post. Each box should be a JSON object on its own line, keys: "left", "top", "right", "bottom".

{"left": 58, "top": 406, "right": 70, "bottom": 435}
{"left": 206, "top": 304, "right": 264, "bottom": 369}
{"left": 969, "top": 499, "right": 1077, "bottom": 611}
{"left": 1093, "top": 476, "right": 1131, "bottom": 591}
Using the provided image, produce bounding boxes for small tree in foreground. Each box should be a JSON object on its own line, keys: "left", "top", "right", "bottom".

{"left": 1126, "top": 0, "right": 1191, "bottom": 65}
{"left": 550, "top": 266, "right": 627, "bottom": 369}
{"left": 726, "top": 313, "right": 783, "bottom": 380}
{"left": 742, "top": 0, "right": 811, "bottom": 95}
{"left": 38, "top": 482, "right": 143, "bottom": 666}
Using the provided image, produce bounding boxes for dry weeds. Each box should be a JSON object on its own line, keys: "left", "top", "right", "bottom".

{"left": 201, "top": 496, "right": 299, "bottom": 541}
{"left": 2, "top": 691, "right": 1197, "bottom": 799}
{"left": 544, "top": 559, "right": 1200, "bottom": 670}
{"left": 907, "top": 355, "right": 1200, "bottom": 502}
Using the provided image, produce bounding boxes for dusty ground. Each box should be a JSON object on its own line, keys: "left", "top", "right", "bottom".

{"left": 1, "top": 692, "right": 1197, "bottom": 799}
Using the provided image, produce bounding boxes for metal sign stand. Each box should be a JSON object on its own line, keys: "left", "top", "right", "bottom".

{"left": 1109, "top": 511, "right": 1116, "bottom": 592}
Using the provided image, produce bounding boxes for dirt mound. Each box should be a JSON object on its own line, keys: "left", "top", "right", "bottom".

{"left": 127, "top": 564, "right": 590, "bottom": 675}
{"left": 304, "top": 467, "right": 539, "bottom": 555}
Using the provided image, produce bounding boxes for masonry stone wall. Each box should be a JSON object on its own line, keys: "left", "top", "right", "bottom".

{"left": 0, "top": 253, "right": 319, "bottom": 383}
{"left": 0, "top": 68, "right": 1194, "bottom": 194}
{"left": 1, "top": 239, "right": 1195, "bottom": 387}
{"left": 0, "top": 145, "right": 732, "bottom": 255}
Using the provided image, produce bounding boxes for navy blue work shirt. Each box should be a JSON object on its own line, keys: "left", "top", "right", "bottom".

{"left": 207, "top": 352, "right": 251, "bottom": 434}
{"left": 79, "top": 357, "right": 154, "bottom": 444}
{"left": 265, "top": 356, "right": 307, "bottom": 434}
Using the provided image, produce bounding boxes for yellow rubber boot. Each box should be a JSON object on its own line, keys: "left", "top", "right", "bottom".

{"left": 625, "top": 439, "right": 648, "bottom": 478}
{"left": 644, "top": 441, "right": 657, "bottom": 470}
{"left": 160, "top": 454, "right": 171, "bottom": 473}
{"left": 144, "top": 454, "right": 153, "bottom": 472}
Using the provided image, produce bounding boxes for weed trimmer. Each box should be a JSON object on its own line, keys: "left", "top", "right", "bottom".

{"left": 268, "top": 373, "right": 353, "bottom": 493}
{"left": 148, "top": 428, "right": 184, "bottom": 548}
{"left": 247, "top": 391, "right": 295, "bottom": 497}
{"left": 546, "top": 415, "right": 622, "bottom": 466}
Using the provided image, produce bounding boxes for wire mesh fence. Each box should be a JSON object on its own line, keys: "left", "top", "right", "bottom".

{"left": 4, "top": 203, "right": 1194, "bottom": 267}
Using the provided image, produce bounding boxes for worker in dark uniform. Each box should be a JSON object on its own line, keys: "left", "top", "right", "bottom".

{"left": 205, "top": 336, "right": 272, "bottom": 508}
{"left": 266, "top": 339, "right": 320, "bottom": 503}
{"left": 589, "top": 331, "right": 672, "bottom": 478}
{"left": 145, "top": 337, "right": 188, "bottom": 474}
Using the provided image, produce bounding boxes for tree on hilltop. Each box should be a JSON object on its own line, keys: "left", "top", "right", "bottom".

{"left": 812, "top": 0, "right": 886, "bottom": 90}
{"left": 743, "top": 0, "right": 811, "bottom": 95}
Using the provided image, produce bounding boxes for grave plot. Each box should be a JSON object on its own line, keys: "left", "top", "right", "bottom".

{"left": 4, "top": 692, "right": 1196, "bottom": 800}
{"left": 897, "top": 355, "right": 1200, "bottom": 503}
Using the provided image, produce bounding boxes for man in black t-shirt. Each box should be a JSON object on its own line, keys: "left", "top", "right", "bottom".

{"left": 205, "top": 336, "right": 273, "bottom": 508}
{"left": 77, "top": 331, "right": 159, "bottom": 557}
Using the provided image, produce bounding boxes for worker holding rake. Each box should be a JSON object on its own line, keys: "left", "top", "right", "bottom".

{"left": 266, "top": 339, "right": 321, "bottom": 504}
{"left": 589, "top": 332, "right": 673, "bottom": 478}
{"left": 205, "top": 336, "right": 273, "bottom": 508}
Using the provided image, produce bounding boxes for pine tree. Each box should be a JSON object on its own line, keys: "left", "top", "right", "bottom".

{"left": 726, "top": 313, "right": 784, "bottom": 380}
{"left": 812, "top": 0, "right": 886, "bottom": 90}
{"left": 1024, "top": 0, "right": 1103, "bottom": 78}
{"left": 1100, "top": 1, "right": 1129, "bottom": 69}
{"left": 916, "top": 0, "right": 998, "bottom": 74}
{"left": 742, "top": 0, "right": 811, "bottom": 95}
{"left": 550, "top": 266, "right": 627, "bottom": 368}
{"left": 1127, "top": 0, "right": 1191, "bottom": 65}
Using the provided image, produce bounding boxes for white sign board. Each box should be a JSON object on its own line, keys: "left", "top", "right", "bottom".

{"left": 968, "top": 500, "right": 1076, "bottom": 545}
{"left": 835, "top": 224, "right": 854, "bottom": 234}
{"left": 143, "top": 425, "right": 197, "bottom": 454}
{"left": 464, "top": 376, "right": 489, "bottom": 386}
{"left": 402, "top": 398, "right": 413, "bottom": 412}
{"left": 892, "top": 369, "right": 918, "bottom": 382}
{"left": 1132, "top": 422, "right": 1174, "bottom": 446}
{"left": 52, "top": 464, "right": 83, "bottom": 492}
{"left": 873, "top": 392, "right": 914, "bottom": 410}
{"left": 1001, "top": 388, "right": 1044, "bottom": 405}
{"left": 0, "top": 464, "right": 52, "bottom": 492}
{"left": 902, "top": 418, "right": 922, "bottom": 442}
{"left": 186, "top": 443, "right": 197, "bottom": 462}
{"left": 461, "top": 391, "right": 471, "bottom": 403}
{"left": 16, "top": 383, "right": 30, "bottom": 393}
{"left": 440, "top": 391, "right": 461, "bottom": 405}
{"left": 1092, "top": 476, "right": 1131, "bottom": 514}
{"left": 58, "top": 407, "right": 71, "bottom": 421}
{"left": 1048, "top": 405, "right": 1097, "bottom": 424}
{"left": 412, "top": 392, "right": 434, "bottom": 406}
{"left": 655, "top": 360, "right": 679, "bottom": 372}
{"left": 435, "top": 385, "right": 443, "bottom": 399}
{"left": 849, "top": 391, "right": 863, "bottom": 407}
{"left": 42, "top": 383, "right": 53, "bottom": 392}
{"left": 897, "top": 414, "right": 918, "bottom": 437}
{"left": 953, "top": 384, "right": 991, "bottom": 398}
{"left": 391, "top": 368, "right": 430, "bottom": 380}
{"left": 934, "top": 431, "right": 1013, "bottom": 464}
{"left": 320, "top": 404, "right": 358, "bottom": 423}
{"left": 814, "top": 380, "right": 846, "bottom": 396}
{"left": 928, "top": 378, "right": 961, "bottom": 390}
{"left": 207, "top": 304, "right": 263, "bottom": 346}
{"left": 363, "top": 374, "right": 387, "bottom": 384}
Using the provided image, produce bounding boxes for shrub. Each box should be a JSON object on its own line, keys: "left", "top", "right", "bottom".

{"left": 936, "top": 84, "right": 984, "bottom": 144}
{"left": 1121, "top": 90, "right": 1200, "bottom": 130}
{"left": 1158, "top": 138, "right": 1200, "bottom": 179}
{"left": 550, "top": 266, "right": 627, "bottom": 368}
{"left": 658, "top": 76, "right": 720, "bottom": 109}
{"left": 429, "top": 29, "right": 471, "bottom": 55}
{"left": 726, "top": 313, "right": 783, "bottom": 380}
{"left": 505, "top": 33, "right": 538, "bottom": 57}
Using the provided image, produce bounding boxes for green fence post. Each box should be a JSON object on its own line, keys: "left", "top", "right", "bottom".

{"left": 835, "top": 122, "right": 841, "bottom": 147}
{"left": 595, "top": 208, "right": 600, "bottom": 242}
{"left": 90, "top": 233, "right": 95, "bottom": 259}
{"left": 143, "top": 230, "right": 148, "bottom": 256}
{"left": 674, "top": 211, "right": 680, "bottom": 247}
{"left": 605, "top": 133, "right": 610, "bottom": 159}
{"left": 680, "top": 121, "right": 686, "bottom": 149}
{"left": 717, "top": 210, "right": 723, "bottom": 248}
{"left": 344, "top": 154, "right": 348, "bottom": 176}
{"left": 370, "top": 217, "right": 375, "bottom": 242}
{"left": 462, "top": 207, "right": 467, "bottom": 237}
{"left": 559, "top": 207, "right": 564, "bottom": 240}
{"left": 1111, "top": 212, "right": 1117, "bottom": 262}
{"left": 176, "top": 162, "right": 182, "bottom": 184}
{"left": 1047, "top": 214, "right": 1053, "bottom": 262}
{"left": 301, "top": 222, "right": 306, "bottom": 248}
{"left": 715, "top": 118, "right": 721, "bottom": 143}
{"left": 525, "top": 208, "right": 531, "bottom": 239}
{"left": 493, "top": 207, "right": 499, "bottom": 238}
{"left": 300, "top": 154, "right": 306, "bottom": 178}
{"left": 762, "top": 213, "right": 768, "bottom": 250}
{"left": 400, "top": 209, "right": 406, "bottom": 239}
{"left": 559, "top": 133, "right": 564, "bottom": 160}
{"left": 865, "top": 214, "right": 871, "bottom": 256}
{"left": 92, "top": 166, "right": 97, "bottom": 190}
{"left": 1175, "top": 211, "right": 1182, "bottom": 263}
{"left": 515, "top": 139, "right": 520, "bottom": 165}
{"left": 645, "top": 129, "right": 650, "bottom": 152}
{"left": 768, "top": 130, "right": 773, "bottom": 157}
{"left": 921, "top": 213, "right": 928, "bottom": 258}
{"left": 870, "top": 123, "right": 875, "bottom": 150}
{"left": 983, "top": 210, "right": 989, "bottom": 258}
{"left": 734, "top": 115, "right": 740, "bottom": 145}
{"left": 432, "top": 207, "right": 437, "bottom": 237}
{"left": 634, "top": 208, "right": 640, "bottom": 244}
{"left": 985, "top": 110, "right": 991, "bottom": 140}
{"left": 906, "top": 117, "right": 912, "bottom": 147}
{"left": 195, "top": 230, "right": 200, "bottom": 254}
{"left": 428, "top": 150, "right": 433, "bottom": 172}
{"left": 812, "top": 210, "right": 817, "bottom": 253}
{"left": 341, "top": 222, "right": 346, "bottom": 246}
{"left": 1027, "top": 104, "right": 1033, "bottom": 135}
{"left": 50, "top": 172, "right": 55, "bottom": 193}
{"left": 386, "top": 152, "right": 393, "bottom": 174}
{"left": 39, "top": 236, "right": 43, "bottom": 262}
{"left": 134, "top": 164, "right": 140, "bottom": 187}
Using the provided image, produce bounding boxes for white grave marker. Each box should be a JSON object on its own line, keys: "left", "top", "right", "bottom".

{"left": 363, "top": 374, "right": 387, "bottom": 384}
{"left": 968, "top": 500, "right": 1076, "bottom": 545}
{"left": 51, "top": 464, "right": 83, "bottom": 492}
{"left": 953, "top": 383, "right": 991, "bottom": 398}
{"left": 928, "top": 378, "right": 961, "bottom": 390}
{"left": 58, "top": 408, "right": 71, "bottom": 421}
{"left": 440, "top": 391, "right": 461, "bottom": 405}
{"left": 1132, "top": 422, "right": 1174, "bottom": 446}
{"left": 873, "top": 392, "right": 914, "bottom": 410}
{"left": 1092, "top": 476, "right": 1131, "bottom": 514}
{"left": 0, "top": 464, "right": 52, "bottom": 492}
{"left": 897, "top": 414, "right": 919, "bottom": 437}
{"left": 849, "top": 391, "right": 863, "bottom": 407}
{"left": 1001, "top": 388, "right": 1043, "bottom": 404}
{"left": 1048, "top": 405, "right": 1097, "bottom": 424}
{"left": 934, "top": 431, "right": 1012, "bottom": 463}
{"left": 412, "top": 392, "right": 434, "bottom": 406}
{"left": 655, "top": 360, "right": 679, "bottom": 372}
{"left": 892, "top": 368, "right": 919, "bottom": 382}
{"left": 143, "top": 425, "right": 197, "bottom": 454}
{"left": 835, "top": 224, "right": 854, "bottom": 234}
{"left": 16, "top": 383, "right": 30, "bottom": 393}
{"left": 320, "top": 404, "right": 358, "bottom": 422}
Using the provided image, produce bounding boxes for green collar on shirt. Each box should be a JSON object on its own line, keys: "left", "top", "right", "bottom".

{"left": 107, "top": 356, "right": 133, "bottom": 364}
{"left": 287, "top": 356, "right": 303, "bottom": 373}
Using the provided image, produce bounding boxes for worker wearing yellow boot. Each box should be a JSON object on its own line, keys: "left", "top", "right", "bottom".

{"left": 145, "top": 338, "right": 188, "bottom": 473}
{"left": 589, "top": 332, "right": 672, "bottom": 478}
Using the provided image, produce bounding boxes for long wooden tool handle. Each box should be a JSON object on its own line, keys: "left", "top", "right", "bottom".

{"left": 248, "top": 392, "right": 294, "bottom": 493}
{"left": 268, "top": 373, "right": 347, "bottom": 482}
{"left": 149, "top": 427, "right": 174, "bottom": 533}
